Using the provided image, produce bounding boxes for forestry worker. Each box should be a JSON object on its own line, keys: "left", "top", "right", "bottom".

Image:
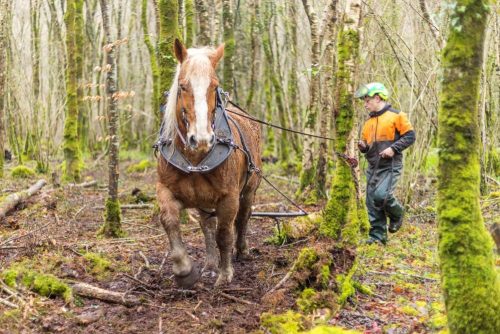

{"left": 354, "top": 82, "right": 416, "bottom": 245}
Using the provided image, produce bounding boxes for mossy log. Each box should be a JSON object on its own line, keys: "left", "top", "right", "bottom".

{"left": 72, "top": 282, "right": 139, "bottom": 306}
{"left": 0, "top": 179, "right": 46, "bottom": 221}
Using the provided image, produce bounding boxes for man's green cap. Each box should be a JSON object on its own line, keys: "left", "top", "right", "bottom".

{"left": 354, "top": 82, "right": 389, "bottom": 100}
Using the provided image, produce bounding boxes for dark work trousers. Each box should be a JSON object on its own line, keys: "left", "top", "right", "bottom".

{"left": 365, "top": 162, "right": 404, "bottom": 243}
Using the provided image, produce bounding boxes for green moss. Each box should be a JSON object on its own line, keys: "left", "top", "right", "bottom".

{"left": 2, "top": 266, "right": 72, "bottom": 302}
{"left": 337, "top": 259, "right": 358, "bottom": 305}
{"left": 11, "top": 165, "right": 35, "bottom": 178}
{"left": 429, "top": 313, "right": 447, "bottom": 330}
{"left": 352, "top": 281, "right": 373, "bottom": 295}
{"left": 99, "top": 198, "right": 125, "bottom": 238}
{"left": 295, "top": 248, "right": 319, "bottom": 272}
{"left": 83, "top": 252, "right": 112, "bottom": 277}
{"left": 320, "top": 265, "right": 331, "bottom": 289}
{"left": 260, "top": 311, "right": 304, "bottom": 334}
{"left": 303, "top": 325, "right": 361, "bottom": 334}
{"left": 127, "top": 159, "right": 154, "bottom": 173}
{"left": 266, "top": 214, "right": 321, "bottom": 246}
{"left": 399, "top": 305, "right": 420, "bottom": 316}
{"left": 297, "top": 288, "right": 336, "bottom": 314}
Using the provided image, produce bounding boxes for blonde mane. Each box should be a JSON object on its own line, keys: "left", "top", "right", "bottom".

{"left": 161, "top": 47, "right": 215, "bottom": 141}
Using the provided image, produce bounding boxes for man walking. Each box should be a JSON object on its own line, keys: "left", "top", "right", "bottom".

{"left": 354, "top": 82, "right": 416, "bottom": 245}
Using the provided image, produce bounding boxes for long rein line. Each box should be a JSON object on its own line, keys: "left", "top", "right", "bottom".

{"left": 225, "top": 99, "right": 358, "bottom": 168}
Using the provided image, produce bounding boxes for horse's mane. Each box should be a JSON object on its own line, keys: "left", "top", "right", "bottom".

{"left": 161, "top": 47, "right": 215, "bottom": 141}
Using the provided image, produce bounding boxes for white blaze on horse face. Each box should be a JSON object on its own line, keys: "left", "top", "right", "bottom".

{"left": 185, "top": 50, "right": 215, "bottom": 149}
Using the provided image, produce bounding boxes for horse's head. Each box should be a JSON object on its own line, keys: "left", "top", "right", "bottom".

{"left": 172, "top": 39, "right": 224, "bottom": 153}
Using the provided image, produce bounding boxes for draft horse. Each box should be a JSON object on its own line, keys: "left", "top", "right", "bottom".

{"left": 156, "top": 39, "right": 262, "bottom": 288}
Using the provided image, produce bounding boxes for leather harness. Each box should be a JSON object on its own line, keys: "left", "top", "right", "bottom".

{"left": 154, "top": 87, "right": 258, "bottom": 183}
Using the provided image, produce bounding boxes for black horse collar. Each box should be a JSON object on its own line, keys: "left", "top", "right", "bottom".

{"left": 157, "top": 87, "right": 235, "bottom": 174}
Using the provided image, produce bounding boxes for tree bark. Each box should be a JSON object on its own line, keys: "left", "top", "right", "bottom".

{"left": 100, "top": 0, "right": 123, "bottom": 238}
{"left": 323, "top": 0, "right": 364, "bottom": 243}
{"left": 222, "top": 0, "right": 235, "bottom": 93}
{"left": 63, "top": 0, "right": 83, "bottom": 182}
{"left": 0, "top": 0, "right": 11, "bottom": 178}
{"left": 437, "top": 0, "right": 500, "bottom": 331}
{"left": 142, "top": 0, "right": 161, "bottom": 118}
{"left": 194, "top": 0, "right": 210, "bottom": 46}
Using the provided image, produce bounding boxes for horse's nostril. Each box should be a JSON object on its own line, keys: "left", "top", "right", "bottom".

{"left": 188, "top": 135, "right": 197, "bottom": 147}
{"left": 209, "top": 134, "right": 216, "bottom": 145}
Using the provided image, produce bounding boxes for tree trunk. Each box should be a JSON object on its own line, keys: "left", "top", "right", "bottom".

{"left": 100, "top": 0, "right": 123, "bottom": 238}
{"left": 322, "top": 0, "right": 364, "bottom": 244}
{"left": 222, "top": 0, "right": 235, "bottom": 93}
{"left": 194, "top": 0, "right": 210, "bottom": 46}
{"left": 158, "top": 0, "right": 179, "bottom": 123}
{"left": 63, "top": 0, "right": 83, "bottom": 182}
{"left": 0, "top": 0, "right": 10, "bottom": 178}
{"left": 142, "top": 0, "right": 161, "bottom": 119}
{"left": 437, "top": 0, "right": 500, "bottom": 331}
{"left": 184, "top": 0, "right": 195, "bottom": 46}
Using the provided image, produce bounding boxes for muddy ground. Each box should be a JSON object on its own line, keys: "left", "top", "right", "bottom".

{"left": 0, "top": 156, "right": 477, "bottom": 333}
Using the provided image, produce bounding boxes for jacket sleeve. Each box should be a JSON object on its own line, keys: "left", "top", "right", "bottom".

{"left": 359, "top": 123, "right": 369, "bottom": 153}
{"left": 391, "top": 112, "right": 416, "bottom": 153}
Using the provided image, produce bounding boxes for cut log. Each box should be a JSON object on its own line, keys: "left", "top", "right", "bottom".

{"left": 93, "top": 203, "right": 154, "bottom": 210}
{"left": 0, "top": 179, "right": 47, "bottom": 221}
{"left": 69, "top": 180, "right": 98, "bottom": 188}
{"left": 72, "top": 282, "right": 139, "bottom": 306}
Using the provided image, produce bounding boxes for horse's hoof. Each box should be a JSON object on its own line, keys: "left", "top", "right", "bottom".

{"left": 235, "top": 251, "right": 252, "bottom": 261}
{"left": 214, "top": 270, "right": 233, "bottom": 287}
{"left": 174, "top": 262, "right": 201, "bottom": 289}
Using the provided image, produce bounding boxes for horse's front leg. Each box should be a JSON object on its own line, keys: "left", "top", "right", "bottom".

{"left": 157, "top": 183, "right": 200, "bottom": 288}
{"left": 214, "top": 195, "right": 239, "bottom": 287}
{"left": 198, "top": 211, "right": 219, "bottom": 276}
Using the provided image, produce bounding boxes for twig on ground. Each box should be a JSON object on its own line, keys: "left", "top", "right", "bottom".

{"left": 0, "top": 297, "right": 18, "bottom": 308}
{"left": 193, "top": 300, "right": 202, "bottom": 312}
{"left": 119, "top": 273, "right": 156, "bottom": 289}
{"left": 184, "top": 310, "right": 199, "bottom": 321}
{"left": 138, "top": 251, "right": 150, "bottom": 269}
{"left": 267, "top": 265, "right": 295, "bottom": 294}
{"left": 219, "top": 291, "right": 257, "bottom": 305}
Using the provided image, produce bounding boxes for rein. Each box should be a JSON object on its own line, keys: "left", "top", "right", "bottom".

{"left": 225, "top": 100, "right": 359, "bottom": 168}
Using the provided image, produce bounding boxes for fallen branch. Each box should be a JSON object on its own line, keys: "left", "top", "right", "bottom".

{"left": 0, "top": 179, "right": 47, "bottom": 221}
{"left": 72, "top": 282, "right": 140, "bottom": 306}
{"left": 368, "top": 270, "right": 438, "bottom": 282}
{"left": 69, "top": 180, "right": 98, "bottom": 188}
{"left": 93, "top": 203, "right": 154, "bottom": 210}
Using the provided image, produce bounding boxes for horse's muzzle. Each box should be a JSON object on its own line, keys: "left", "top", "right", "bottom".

{"left": 189, "top": 133, "right": 216, "bottom": 151}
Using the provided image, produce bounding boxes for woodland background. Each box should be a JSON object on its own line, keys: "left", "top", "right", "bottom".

{"left": 0, "top": 0, "right": 499, "bottom": 333}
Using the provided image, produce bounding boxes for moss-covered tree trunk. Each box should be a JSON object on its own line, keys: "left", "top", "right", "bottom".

{"left": 158, "top": 0, "right": 179, "bottom": 122}
{"left": 142, "top": 0, "right": 161, "bottom": 119}
{"left": 99, "top": 0, "right": 123, "bottom": 238}
{"left": 63, "top": 0, "right": 83, "bottom": 182}
{"left": 75, "top": 0, "right": 86, "bottom": 156}
{"left": 222, "top": 0, "right": 235, "bottom": 93}
{"left": 297, "top": 0, "right": 320, "bottom": 201}
{"left": 0, "top": 0, "right": 10, "bottom": 178}
{"left": 322, "top": 0, "right": 364, "bottom": 244}
{"left": 184, "top": 0, "right": 194, "bottom": 46}
{"left": 437, "top": 0, "right": 500, "bottom": 332}
{"left": 194, "top": 0, "right": 210, "bottom": 46}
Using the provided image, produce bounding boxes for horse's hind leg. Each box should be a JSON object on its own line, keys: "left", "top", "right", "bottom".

{"left": 198, "top": 210, "right": 219, "bottom": 275}
{"left": 157, "top": 183, "right": 200, "bottom": 288}
{"left": 235, "top": 189, "right": 256, "bottom": 260}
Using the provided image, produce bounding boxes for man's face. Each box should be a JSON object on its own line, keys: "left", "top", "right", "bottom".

{"left": 364, "top": 95, "right": 382, "bottom": 112}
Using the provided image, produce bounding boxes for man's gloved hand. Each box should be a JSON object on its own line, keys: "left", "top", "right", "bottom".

{"left": 358, "top": 140, "right": 368, "bottom": 152}
{"left": 379, "top": 147, "right": 395, "bottom": 159}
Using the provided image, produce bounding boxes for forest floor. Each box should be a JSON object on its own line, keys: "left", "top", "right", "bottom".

{"left": 0, "top": 154, "right": 498, "bottom": 333}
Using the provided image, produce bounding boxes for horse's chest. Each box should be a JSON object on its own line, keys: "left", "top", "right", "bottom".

{"left": 170, "top": 175, "right": 222, "bottom": 207}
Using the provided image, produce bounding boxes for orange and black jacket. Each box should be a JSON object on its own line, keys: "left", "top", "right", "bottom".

{"left": 360, "top": 104, "right": 415, "bottom": 168}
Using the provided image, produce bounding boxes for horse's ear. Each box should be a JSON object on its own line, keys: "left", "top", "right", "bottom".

{"left": 174, "top": 38, "right": 188, "bottom": 63}
{"left": 210, "top": 43, "right": 225, "bottom": 68}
